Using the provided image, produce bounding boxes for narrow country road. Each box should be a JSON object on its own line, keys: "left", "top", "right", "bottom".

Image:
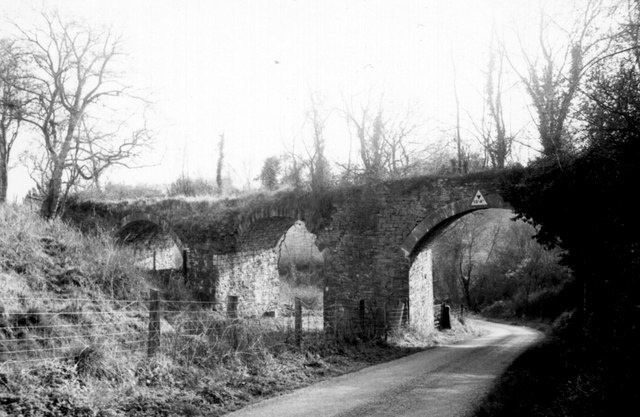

{"left": 226, "top": 319, "right": 542, "bottom": 417}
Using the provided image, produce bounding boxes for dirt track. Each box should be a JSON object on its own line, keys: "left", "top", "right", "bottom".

{"left": 226, "top": 319, "right": 542, "bottom": 417}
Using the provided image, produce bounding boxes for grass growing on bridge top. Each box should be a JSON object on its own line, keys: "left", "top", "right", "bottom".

{"left": 66, "top": 169, "right": 512, "bottom": 237}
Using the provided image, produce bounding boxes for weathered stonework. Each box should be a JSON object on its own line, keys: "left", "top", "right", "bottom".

{"left": 409, "top": 248, "right": 434, "bottom": 333}
{"left": 65, "top": 171, "right": 512, "bottom": 333}
{"left": 213, "top": 249, "right": 281, "bottom": 317}
{"left": 135, "top": 245, "right": 182, "bottom": 271}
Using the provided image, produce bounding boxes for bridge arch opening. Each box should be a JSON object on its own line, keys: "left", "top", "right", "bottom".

{"left": 404, "top": 194, "right": 512, "bottom": 332}
{"left": 116, "top": 215, "right": 185, "bottom": 272}
{"left": 215, "top": 216, "right": 325, "bottom": 317}
{"left": 277, "top": 220, "right": 325, "bottom": 311}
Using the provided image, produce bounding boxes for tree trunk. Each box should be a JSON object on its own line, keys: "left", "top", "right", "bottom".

{"left": 458, "top": 275, "right": 473, "bottom": 311}
{"left": 0, "top": 153, "right": 7, "bottom": 203}
{"left": 40, "top": 135, "right": 75, "bottom": 218}
{"left": 40, "top": 172, "right": 63, "bottom": 218}
{"left": 216, "top": 133, "right": 224, "bottom": 192}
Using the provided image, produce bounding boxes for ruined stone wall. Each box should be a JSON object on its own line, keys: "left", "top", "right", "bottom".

{"left": 408, "top": 248, "right": 434, "bottom": 332}
{"left": 212, "top": 249, "right": 281, "bottom": 317}
{"left": 135, "top": 246, "right": 181, "bottom": 270}
{"left": 131, "top": 232, "right": 182, "bottom": 271}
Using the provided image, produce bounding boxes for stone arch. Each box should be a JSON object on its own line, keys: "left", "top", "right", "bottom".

{"left": 215, "top": 214, "right": 299, "bottom": 318}
{"left": 118, "top": 213, "right": 187, "bottom": 253}
{"left": 403, "top": 193, "right": 510, "bottom": 333}
{"left": 237, "top": 216, "right": 298, "bottom": 252}
{"left": 236, "top": 206, "right": 303, "bottom": 236}
{"left": 400, "top": 193, "right": 511, "bottom": 258}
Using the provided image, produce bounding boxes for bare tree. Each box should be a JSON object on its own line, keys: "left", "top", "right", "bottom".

{"left": 507, "top": 0, "right": 606, "bottom": 157}
{"left": 343, "top": 100, "right": 419, "bottom": 181}
{"left": 451, "top": 55, "right": 467, "bottom": 174}
{"left": 12, "top": 12, "right": 147, "bottom": 217}
{"left": 71, "top": 115, "right": 152, "bottom": 193}
{"left": 0, "top": 39, "right": 28, "bottom": 202}
{"left": 304, "top": 94, "right": 331, "bottom": 192}
{"left": 435, "top": 213, "right": 502, "bottom": 310}
{"left": 622, "top": 0, "right": 640, "bottom": 69}
{"left": 482, "top": 35, "right": 513, "bottom": 168}
{"left": 216, "top": 133, "right": 225, "bottom": 192}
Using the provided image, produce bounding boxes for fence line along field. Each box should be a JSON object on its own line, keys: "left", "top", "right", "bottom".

{"left": 1, "top": 289, "right": 458, "bottom": 370}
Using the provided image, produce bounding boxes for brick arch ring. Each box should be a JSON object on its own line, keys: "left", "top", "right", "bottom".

{"left": 118, "top": 213, "right": 187, "bottom": 253}
{"left": 400, "top": 193, "right": 511, "bottom": 258}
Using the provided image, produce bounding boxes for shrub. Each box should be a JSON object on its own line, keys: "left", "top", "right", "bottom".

{"left": 278, "top": 280, "right": 323, "bottom": 311}
{"left": 167, "top": 176, "right": 217, "bottom": 197}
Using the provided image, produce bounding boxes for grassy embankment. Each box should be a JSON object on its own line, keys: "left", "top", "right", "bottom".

{"left": 0, "top": 205, "right": 477, "bottom": 417}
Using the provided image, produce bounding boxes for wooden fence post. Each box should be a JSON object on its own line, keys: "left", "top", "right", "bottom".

{"left": 148, "top": 288, "right": 160, "bottom": 356}
{"left": 333, "top": 304, "right": 338, "bottom": 340}
{"left": 295, "top": 298, "right": 302, "bottom": 347}
{"left": 383, "top": 303, "right": 388, "bottom": 342}
{"left": 152, "top": 250, "right": 156, "bottom": 272}
{"left": 358, "top": 299, "right": 365, "bottom": 334}
{"left": 182, "top": 249, "right": 188, "bottom": 278}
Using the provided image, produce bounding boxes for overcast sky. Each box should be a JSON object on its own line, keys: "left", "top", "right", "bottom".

{"left": 1, "top": 0, "right": 558, "bottom": 199}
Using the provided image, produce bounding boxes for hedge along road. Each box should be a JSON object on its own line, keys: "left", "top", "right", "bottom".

{"left": 226, "top": 319, "right": 542, "bottom": 417}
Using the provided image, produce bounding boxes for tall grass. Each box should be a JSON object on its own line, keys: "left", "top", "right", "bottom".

{"left": 0, "top": 204, "right": 147, "bottom": 300}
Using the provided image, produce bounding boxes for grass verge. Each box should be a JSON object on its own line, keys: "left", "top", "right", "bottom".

{"left": 471, "top": 312, "right": 638, "bottom": 417}
{"left": 0, "top": 320, "right": 477, "bottom": 417}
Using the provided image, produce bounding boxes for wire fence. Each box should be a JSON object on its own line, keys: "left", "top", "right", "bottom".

{"left": 1, "top": 292, "right": 458, "bottom": 368}
{"left": 0, "top": 291, "right": 327, "bottom": 368}
{"left": 0, "top": 296, "right": 149, "bottom": 368}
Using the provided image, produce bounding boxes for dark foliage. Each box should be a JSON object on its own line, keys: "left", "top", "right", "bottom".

{"left": 500, "top": 63, "right": 640, "bottom": 340}
{"left": 473, "top": 315, "right": 638, "bottom": 417}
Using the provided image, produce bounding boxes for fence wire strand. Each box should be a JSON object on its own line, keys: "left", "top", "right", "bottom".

{"left": 2, "top": 295, "right": 454, "bottom": 367}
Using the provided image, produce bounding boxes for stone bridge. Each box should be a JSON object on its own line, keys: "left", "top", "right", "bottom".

{"left": 64, "top": 171, "right": 511, "bottom": 333}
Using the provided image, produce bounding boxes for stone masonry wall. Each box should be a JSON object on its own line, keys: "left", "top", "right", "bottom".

{"left": 213, "top": 249, "right": 281, "bottom": 317}
{"left": 320, "top": 175, "right": 505, "bottom": 333}
{"left": 66, "top": 171, "right": 509, "bottom": 332}
{"left": 408, "top": 248, "right": 434, "bottom": 333}
{"left": 135, "top": 246, "right": 181, "bottom": 270}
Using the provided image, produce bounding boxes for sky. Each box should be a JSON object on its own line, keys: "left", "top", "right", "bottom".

{"left": 1, "top": 0, "right": 554, "bottom": 200}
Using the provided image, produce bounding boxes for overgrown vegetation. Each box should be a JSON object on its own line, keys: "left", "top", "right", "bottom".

{"left": 73, "top": 182, "right": 167, "bottom": 201}
{"left": 475, "top": 9, "right": 640, "bottom": 413}
{"left": 0, "top": 204, "right": 146, "bottom": 299}
{"left": 0, "top": 205, "right": 470, "bottom": 416}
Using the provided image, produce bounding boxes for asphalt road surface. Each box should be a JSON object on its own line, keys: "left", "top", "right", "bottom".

{"left": 226, "top": 319, "right": 542, "bottom": 417}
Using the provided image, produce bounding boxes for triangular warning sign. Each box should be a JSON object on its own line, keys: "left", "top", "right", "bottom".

{"left": 471, "top": 190, "right": 488, "bottom": 206}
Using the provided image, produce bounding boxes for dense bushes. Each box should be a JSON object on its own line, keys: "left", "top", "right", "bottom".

{"left": 501, "top": 91, "right": 640, "bottom": 335}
